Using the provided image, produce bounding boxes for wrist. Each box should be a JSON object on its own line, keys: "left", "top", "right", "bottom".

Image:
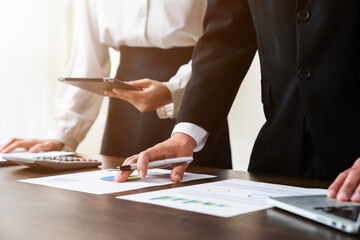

{"left": 172, "top": 132, "right": 196, "bottom": 152}
{"left": 171, "top": 122, "right": 209, "bottom": 152}
{"left": 160, "top": 82, "right": 173, "bottom": 105}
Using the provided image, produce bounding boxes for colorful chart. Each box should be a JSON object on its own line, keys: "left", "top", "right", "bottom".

{"left": 100, "top": 176, "right": 116, "bottom": 182}
{"left": 100, "top": 170, "right": 170, "bottom": 182}
{"left": 150, "top": 196, "right": 232, "bottom": 208}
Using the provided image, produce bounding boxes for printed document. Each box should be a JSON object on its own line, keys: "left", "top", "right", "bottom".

{"left": 19, "top": 169, "right": 215, "bottom": 195}
{"left": 117, "top": 179, "right": 327, "bottom": 217}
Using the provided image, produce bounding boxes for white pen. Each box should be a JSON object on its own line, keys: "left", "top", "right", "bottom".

{"left": 116, "top": 157, "right": 193, "bottom": 171}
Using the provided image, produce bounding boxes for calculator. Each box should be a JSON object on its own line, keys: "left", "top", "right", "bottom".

{"left": 3, "top": 155, "right": 102, "bottom": 170}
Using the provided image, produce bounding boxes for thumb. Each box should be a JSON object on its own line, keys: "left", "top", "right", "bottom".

{"left": 127, "top": 79, "right": 153, "bottom": 88}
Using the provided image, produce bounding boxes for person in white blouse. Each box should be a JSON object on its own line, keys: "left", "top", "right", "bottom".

{"left": 0, "top": 0, "right": 232, "bottom": 169}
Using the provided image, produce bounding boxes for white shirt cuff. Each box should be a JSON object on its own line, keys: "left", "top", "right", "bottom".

{"left": 163, "top": 81, "right": 184, "bottom": 119}
{"left": 172, "top": 122, "right": 209, "bottom": 152}
{"left": 156, "top": 103, "right": 175, "bottom": 119}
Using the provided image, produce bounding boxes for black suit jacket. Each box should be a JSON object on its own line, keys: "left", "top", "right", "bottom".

{"left": 177, "top": 0, "right": 360, "bottom": 179}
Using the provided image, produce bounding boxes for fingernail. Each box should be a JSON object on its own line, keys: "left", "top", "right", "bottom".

{"left": 352, "top": 193, "right": 360, "bottom": 201}
{"left": 338, "top": 192, "right": 348, "bottom": 200}
{"left": 113, "top": 173, "right": 119, "bottom": 182}
{"left": 175, "top": 174, "right": 181, "bottom": 182}
{"left": 327, "top": 189, "right": 336, "bottom": 197}
{"left": 138, "top": 170, "right": 143, "bottom": 178}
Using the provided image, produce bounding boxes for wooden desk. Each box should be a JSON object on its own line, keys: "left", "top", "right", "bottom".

{"left": 0, "top": 155, "right": 358, "bottom": 240}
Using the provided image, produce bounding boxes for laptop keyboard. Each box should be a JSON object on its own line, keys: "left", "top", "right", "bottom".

{"left": 314, "top": 206, "right": 360, "bottom": 222}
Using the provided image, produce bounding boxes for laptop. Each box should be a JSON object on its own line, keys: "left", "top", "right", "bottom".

{"left": 268, "top": 195, "right": 360, "bottom": 234}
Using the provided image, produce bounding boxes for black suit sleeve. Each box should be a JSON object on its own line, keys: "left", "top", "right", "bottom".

{"left": 177, "top": 0, "right": 257, "bottom": 144}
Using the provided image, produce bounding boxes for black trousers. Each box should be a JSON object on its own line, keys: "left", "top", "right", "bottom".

{"left": 101, "top": 46, "right": 232, "bottom": 169}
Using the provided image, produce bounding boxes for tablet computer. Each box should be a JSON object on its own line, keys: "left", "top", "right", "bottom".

{"left": 58, "top": 77, "right": 140, "bottom": 96}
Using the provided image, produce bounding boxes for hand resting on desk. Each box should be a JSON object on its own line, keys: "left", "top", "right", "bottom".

{"left": 0, "top": 138, "right": 64, "bottom": 153}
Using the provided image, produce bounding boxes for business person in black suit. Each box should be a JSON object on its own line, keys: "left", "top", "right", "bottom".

{"left": 115, "top": 0, "right": 360, "bottom": 202}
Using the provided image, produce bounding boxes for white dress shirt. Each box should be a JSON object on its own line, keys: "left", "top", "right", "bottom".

{"left": 46, "top": 0, "right": 208, "bottom": 151}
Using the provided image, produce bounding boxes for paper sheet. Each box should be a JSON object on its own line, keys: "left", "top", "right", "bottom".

{"left": 0, "top": 154, "right": 6, "bottom": 162}
{"left": 116, "top": 179, "right": 328, "bottom": 217}
{"left": 19, "top": 169, "right": 216, "bottom": 195}
{"left": 0, "top": 149, "right": 74, "bottom": 163}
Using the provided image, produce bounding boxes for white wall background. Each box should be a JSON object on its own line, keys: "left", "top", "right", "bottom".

{"left": 228, "top": 54, "right": 265, "bottom": 170}
{"left": 0, "top": 0, "right": 73, "bottom": 140}
{"left": 0, "top": 1, "right": 265, "bottom": 171}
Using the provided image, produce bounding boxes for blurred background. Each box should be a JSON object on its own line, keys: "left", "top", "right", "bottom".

{"left": 0, "top": 0, "right": 265, "bottom": 171}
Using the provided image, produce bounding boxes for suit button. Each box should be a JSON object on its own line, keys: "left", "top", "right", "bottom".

{"left": 298, "top": 9, "right": 310, "bottom": 21}
{"left": 299, "top": 68, "right": 311, "bottom": 79}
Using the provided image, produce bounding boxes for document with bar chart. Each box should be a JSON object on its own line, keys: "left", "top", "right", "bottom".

{"left": 116, "top": 179, "right": 327, "bottom": 217}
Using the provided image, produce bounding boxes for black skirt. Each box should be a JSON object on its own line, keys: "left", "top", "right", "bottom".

{"left": 101, "top": 46, "right": 232, "bottom": 169}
